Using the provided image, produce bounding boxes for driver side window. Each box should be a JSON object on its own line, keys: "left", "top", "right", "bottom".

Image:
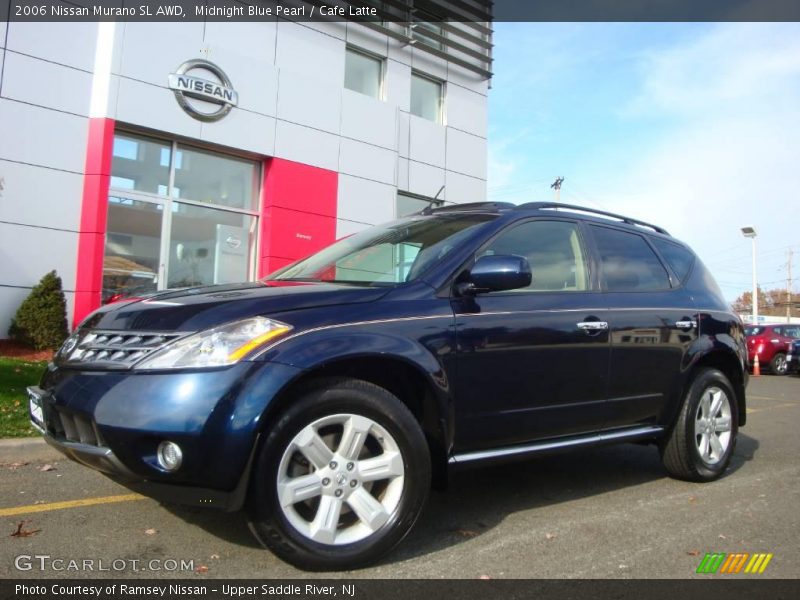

{"left": 482, "top": 220, "right": 588, "bottom": 292}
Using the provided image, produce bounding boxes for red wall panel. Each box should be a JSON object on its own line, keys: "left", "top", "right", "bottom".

{"left": 258, "top": 158, "right": 338, "bottom": 278}
{"left": 73, "top": 118, "right": 115, "bottom": 328}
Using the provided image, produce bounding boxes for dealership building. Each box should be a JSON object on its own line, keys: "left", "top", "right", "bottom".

{"left": 0, "top": 4, "right": 492, "bottom": 332}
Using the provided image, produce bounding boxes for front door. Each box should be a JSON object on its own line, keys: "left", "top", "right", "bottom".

{"left": 453, "top": 219, "right": 611, "bottom": 451}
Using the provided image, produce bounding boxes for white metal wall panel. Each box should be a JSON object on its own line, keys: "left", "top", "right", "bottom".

{"left": 199, "top": 111, "right": 276, "bottom": 157}
{"left": 277, "top": 69, "right": 342, "bottom": 134}
{"left": 337, "top": 175, "right": 396, "bottom": 225}
{"left": 0, "top": 99, "right": 87, "bottom": 173}
{"left": 118, "top": 23, "right": 205, "bottom": 86}
{"left": 446, "top": 170, "right": 487, "bottom": 204}
{"left": 6, "top": 22, "right": 97, "bottom": 71}
{"left": 408, "top": 161, "right": 446, "bottom": 199}
{"left": 446, "top": 82, "right": 489, "bottom": 138}
{"left": 345, "top": 22, "right": 389, "bottom": 57}
{"left": 409, "top": 116, "right": 446, "bottom": 168}
{"left": 341, "top": 90, "right": 398, "bottom": 150}
{"left": 339, "top": 139, "right": 396, "bottom": 185}
{"left": 0, "top": 160, "right": 83, "bottom": 231}
{"left": 275, "top": 22, "right": 345, "bottom": 85}
{"left": 115, "top": 77, "right": 202, "bottom": 139}
{"left": 385, "top": 59, "right": 412, "bottom": 113}
{"left": 274, "top": 120, "right": 340, "bottom": 171}
{"left": 2, "top": 52, "right": 92, "bottom": 116}
{"left": 446, "top": 128, "right": 487, "bottom": 179}
{"left": 0, "top": 223, "right": 78, "bottom": 289}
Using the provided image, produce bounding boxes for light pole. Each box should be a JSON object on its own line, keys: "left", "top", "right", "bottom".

{"left": 741, "top": 226, "right": 758, "bottom": 324}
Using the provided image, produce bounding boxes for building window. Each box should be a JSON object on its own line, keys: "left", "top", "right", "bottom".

{"left": 104, "top": 132, "right": 259, "bottom": 302}
{"left": 411, "top": 10, "right": 444, "bottom": 51}
{"left": 397, "top": 192, "right": 443, "bottom": 217}
{"left": 344, "top": 47, "right": 383, "bottom": 99}
{"left": 410, "top": 72, "right": 443, "bottom": 123}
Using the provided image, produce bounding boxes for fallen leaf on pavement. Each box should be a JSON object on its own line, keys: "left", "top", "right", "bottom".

{"left": 210, "top": 554, "right": 220, "bottom": 560}
{"left": 479, "top": 575, "right": 491, "bottom": 580}
{"left": 688, "top": 496, "right": 697, "bottom": 503}
{"left": 687, "top": 550, "right": 700, "bottom": 556}
{"left": 195, "top": 565, "right": 209, "bottom": 574}
{"left": 456, "top": 529, "right": 478, "bottom": 538}
{"left": 545, "top": 532, "right": 557, "bottom": 540}
{"left": 11, "top": 521, "right": 41, "bottom": 538}
{"left": 719, "top": 534, "right": 727, "bottom": 539}
{"left": 144, "top": 528, "right": 157, "bottom": 535}
{"left": 38, "top": 464, "right": 56, "bottom": 472}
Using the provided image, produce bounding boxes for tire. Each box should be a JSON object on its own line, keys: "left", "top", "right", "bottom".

{"left": 246, "top": 377, "right": 431, "bottom": 571}
{"left": 770, "top": 352, "right": 788, "bottom": 376}
{"left": 661, "top": 368, "right": 738, "bottom": 482}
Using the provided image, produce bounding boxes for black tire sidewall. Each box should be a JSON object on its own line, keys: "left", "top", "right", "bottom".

{"left": 682, "top": 369, "right": 739, "bottom": 480}
{"left": 247, "top": 379, "right": 431, "bottom": 571}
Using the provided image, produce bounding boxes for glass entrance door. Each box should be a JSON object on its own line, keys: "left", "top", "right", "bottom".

{"left": 102, "top": 132, "right": 260, "bottom": 303}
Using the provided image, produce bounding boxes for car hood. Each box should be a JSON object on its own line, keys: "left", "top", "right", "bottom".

{"left": 81, "top": 281, "right": 390, "bottom": 332}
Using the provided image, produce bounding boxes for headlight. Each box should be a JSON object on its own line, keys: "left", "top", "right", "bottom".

{"left": 134, "top": 317, "right": 292, "bottom": 370}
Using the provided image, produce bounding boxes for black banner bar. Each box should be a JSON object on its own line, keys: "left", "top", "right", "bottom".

{"left": 3, "top": 0, "right": 800, "bottom": 22}
{"left": 3, "top": 579, "right": 800, "bottom": 600}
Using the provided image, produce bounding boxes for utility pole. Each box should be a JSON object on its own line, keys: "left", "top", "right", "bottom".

{"left": 551, "top": 177, "right": 564, "bottom": 202}
{"left": 787, "top": 249, "right": 794, "bottom": 323}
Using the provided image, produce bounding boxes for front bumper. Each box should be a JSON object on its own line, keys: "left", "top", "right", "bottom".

{"left": 29, "top": 360, "right": 302, "bottom": 510}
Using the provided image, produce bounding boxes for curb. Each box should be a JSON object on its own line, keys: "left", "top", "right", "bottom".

{"left": 0, "top": 437, "right": 61, "bottom": 463}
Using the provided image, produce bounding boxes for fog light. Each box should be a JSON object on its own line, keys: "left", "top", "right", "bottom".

{"left": 156, "top": 441, "right": 183, "bottom": 471}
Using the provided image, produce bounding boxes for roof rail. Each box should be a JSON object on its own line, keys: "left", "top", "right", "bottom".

{"left": 514, "top": 202, "right": 670, "bottom": 235}
{"left": 421, "top": 201, "right": 516, "bottom": 215}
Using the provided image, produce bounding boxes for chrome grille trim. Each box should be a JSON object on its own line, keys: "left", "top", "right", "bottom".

{"left": 57, "top": 329, "right": 190, "bottom": 369}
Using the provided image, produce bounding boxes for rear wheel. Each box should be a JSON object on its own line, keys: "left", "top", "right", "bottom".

{"left": 246, "top": 378, "right": 431, "bottom": 571}
{"left": 661, "top": 368, "right": 738, "bottom": 482}
{"left": 770, "top": 352, "right": 788, "bottom": 375}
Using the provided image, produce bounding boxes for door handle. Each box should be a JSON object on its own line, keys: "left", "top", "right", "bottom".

{"left": 577, "top": 321, "right": 609, "bottom": 331}
{"left": 675, "top": 320, "right": 696, "bottom": 330}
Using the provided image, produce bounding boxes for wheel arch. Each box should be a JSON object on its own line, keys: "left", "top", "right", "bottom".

{"left": 677, "top": 348, "right": 747, "bottom": 429}
{"left": 256, "top": 353, "right": 452, "bottom": 489}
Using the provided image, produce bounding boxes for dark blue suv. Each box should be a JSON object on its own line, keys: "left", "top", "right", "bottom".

{"left": 29, "top": 202, "right": 748, "bottom": 570}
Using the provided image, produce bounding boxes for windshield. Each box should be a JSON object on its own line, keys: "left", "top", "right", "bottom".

{"left": 268, "top": 214, "right": 496, "bottom": 286}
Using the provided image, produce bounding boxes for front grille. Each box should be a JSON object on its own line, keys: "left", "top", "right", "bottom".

{"left": 58, "top": 330, "right": 186, "bottom": 369}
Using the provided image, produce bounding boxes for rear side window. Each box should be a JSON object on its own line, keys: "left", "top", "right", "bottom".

{"left": 651, "top": 238, "right": 695, "bottom": 282}
{"left": 591, "top": 226, "right": 671, "bottom": 292}
{"left": 784, "top": 326, "right": 800, "bottom": 338}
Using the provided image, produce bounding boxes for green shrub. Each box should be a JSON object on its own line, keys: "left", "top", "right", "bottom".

{"left": 8, "top": 271, "right": 69, "bottom": 350}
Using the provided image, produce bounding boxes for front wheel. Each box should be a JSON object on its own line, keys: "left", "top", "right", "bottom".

{"left": 246, "top": 378, "right": 431, "bottom": 571}
{"left": 661, "top": 368, "right": 738, "bottom": 482}
{"left": 770, "top": 352, "right": 788, "bottom": 375}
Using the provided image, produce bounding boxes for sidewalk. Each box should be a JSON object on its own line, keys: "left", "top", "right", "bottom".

{"left": 0, "top": 437, "right": 60, "bottom": 463}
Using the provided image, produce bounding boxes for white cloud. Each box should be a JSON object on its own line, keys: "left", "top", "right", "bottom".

{"left": 599, "top": 24, "right": 800, "bottom": 300}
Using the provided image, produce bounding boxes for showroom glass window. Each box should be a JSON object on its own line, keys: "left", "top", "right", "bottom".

{"left": 344, "top": 47, "right": 383, "bottom": 99}
{"left": 104, "top": 132, "right": 259, "bottom": 302}
{"left": 410, "top": 72, "right": 443, "bottom": 123}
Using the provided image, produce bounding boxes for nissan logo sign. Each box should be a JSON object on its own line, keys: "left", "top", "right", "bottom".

{"left": 168, "top": 59, "right": 238, "bottom": 122}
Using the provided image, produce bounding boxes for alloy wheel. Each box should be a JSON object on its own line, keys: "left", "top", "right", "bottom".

{"left": 276, "top": 413, "right": 405, "bottom": 546}
{"left": 694, "top": 386, "right": 732, "bottom": 465}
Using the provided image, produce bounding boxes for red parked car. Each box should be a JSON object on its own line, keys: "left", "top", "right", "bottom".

{"left": 745, "top": 324, "right": 800, "bottom": 375}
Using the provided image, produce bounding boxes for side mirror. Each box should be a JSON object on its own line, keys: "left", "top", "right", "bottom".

{"left": 462, "top": 254, "right": 532, "bottom": 295}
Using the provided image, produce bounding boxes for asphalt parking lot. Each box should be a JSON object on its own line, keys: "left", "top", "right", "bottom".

{"left": 1, "top": 375, "right": 797, "bottom": 580}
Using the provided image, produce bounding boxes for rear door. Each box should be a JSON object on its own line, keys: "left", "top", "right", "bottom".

{"left": 588, "top": 226, "right": 698, "bottom": 430}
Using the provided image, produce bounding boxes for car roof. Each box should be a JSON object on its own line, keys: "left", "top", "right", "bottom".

{"left": 423, "top": 201, "right": 671, "bottom": 238}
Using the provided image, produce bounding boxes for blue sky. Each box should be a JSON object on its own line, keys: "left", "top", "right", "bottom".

{"left": 487, "top": 23, "right": 800, "bottom": 302}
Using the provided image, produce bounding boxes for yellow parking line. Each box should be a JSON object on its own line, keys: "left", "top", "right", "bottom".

{"left": 0, "top": 494, "right": 145, "bottom": 517}
{"left": 748, "top": 395, "right": 778, "bottom": 400}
